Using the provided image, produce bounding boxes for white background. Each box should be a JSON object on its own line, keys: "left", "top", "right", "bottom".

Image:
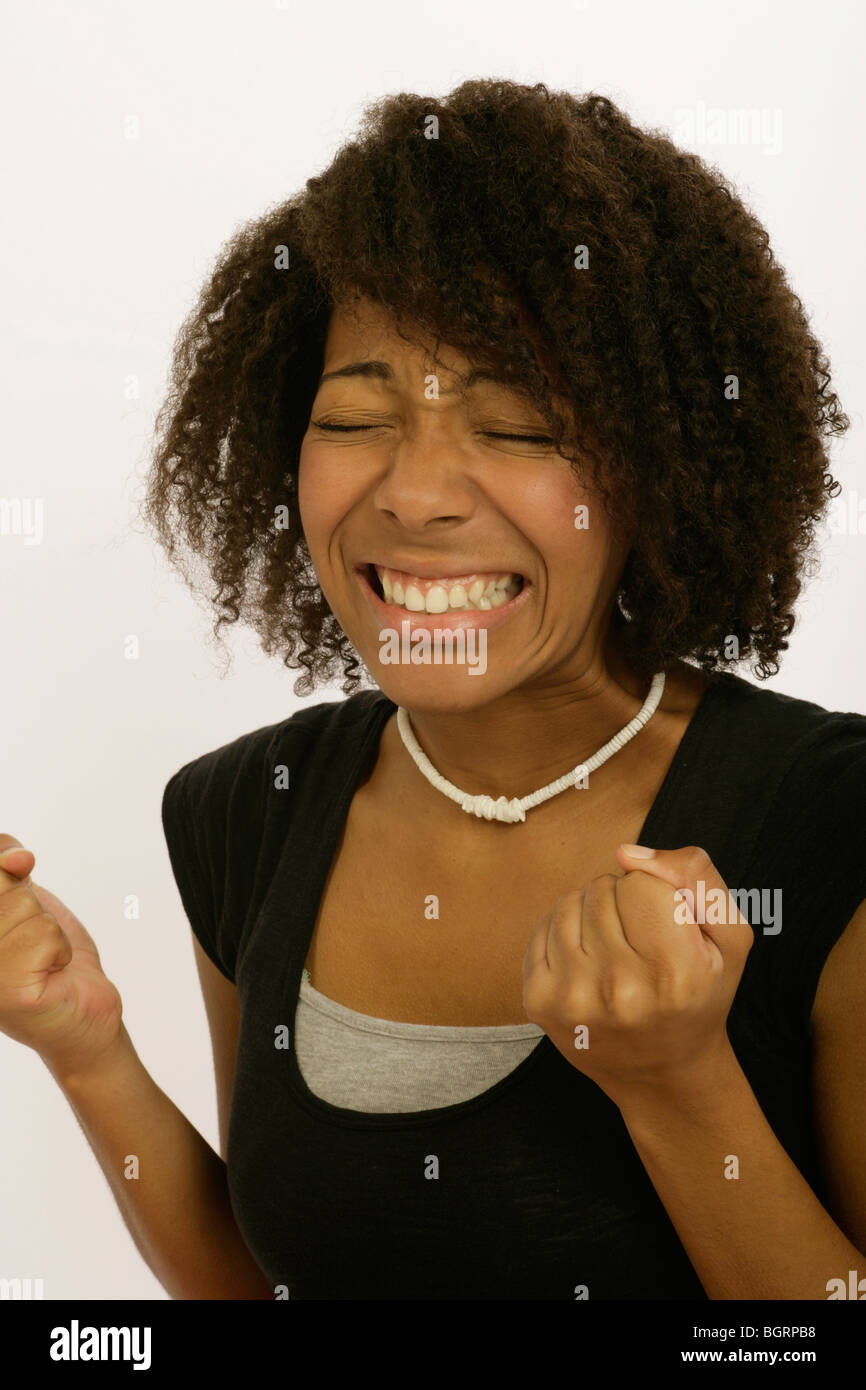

{"left": 1, "top": 0, "right": 863, "bottom": 1298}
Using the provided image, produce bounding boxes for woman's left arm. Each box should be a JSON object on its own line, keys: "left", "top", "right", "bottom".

{"left": 523, "top": 848, "right": 866, "bottom": 1301}
{"left": 620, "top": 897, "right": 866, "bottom": 1300}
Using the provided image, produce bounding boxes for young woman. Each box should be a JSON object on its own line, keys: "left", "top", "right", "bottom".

{"left": 1, "top": 80, "right": 864, "bottom": 1301}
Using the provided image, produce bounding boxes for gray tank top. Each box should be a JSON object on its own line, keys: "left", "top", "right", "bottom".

{"left": 295, "top": 974, "right": 545, "bottom": 1113}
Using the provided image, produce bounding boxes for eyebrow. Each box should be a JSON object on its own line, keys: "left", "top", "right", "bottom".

{"left": 315, "top": 360, "right": 512, "bottom": 394}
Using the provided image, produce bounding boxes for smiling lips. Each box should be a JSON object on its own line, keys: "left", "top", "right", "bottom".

{"left": 371, "top": 563, "right": 524, "bottom": 614}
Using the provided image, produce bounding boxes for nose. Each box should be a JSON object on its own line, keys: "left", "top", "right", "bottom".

{"left": 372, "top": 423, "right": 476, "bottom": 533}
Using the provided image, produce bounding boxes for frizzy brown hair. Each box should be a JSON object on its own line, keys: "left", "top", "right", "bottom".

{"left": 142, "top": 78, "right": 847, "bottom": 696}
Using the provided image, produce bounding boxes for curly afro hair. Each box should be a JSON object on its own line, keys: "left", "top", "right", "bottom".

{"left": 142, "top": 78, "right": 848, "bottom": 696}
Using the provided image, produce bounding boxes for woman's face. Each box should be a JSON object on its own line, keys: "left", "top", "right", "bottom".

{"left": 298, "top": 296, "right": 630, "bottom": 711}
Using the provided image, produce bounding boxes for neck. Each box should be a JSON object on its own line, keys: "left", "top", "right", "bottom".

{"left": 395, "top": 629, "right": 686, "bottom": 803}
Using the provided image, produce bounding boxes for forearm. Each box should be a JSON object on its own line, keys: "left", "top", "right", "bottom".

{"left": 617, "top": 1045, "right": 864, "bottom": 1300}
{"left": 45, "top": 1025, "right": 273, "bottom": 1300}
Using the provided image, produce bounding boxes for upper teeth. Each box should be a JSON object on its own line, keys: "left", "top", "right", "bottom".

{"left": 374, "top": 566, "right": 522, "bottom": 613}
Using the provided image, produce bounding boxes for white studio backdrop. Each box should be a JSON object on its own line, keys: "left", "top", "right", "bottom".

{"left": 1, "top": 0, "right": 863, "bottom": 1298}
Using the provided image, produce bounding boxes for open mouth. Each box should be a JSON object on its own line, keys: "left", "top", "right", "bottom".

{"left": 365, "top": 563, "right": 526, "bottom": 613}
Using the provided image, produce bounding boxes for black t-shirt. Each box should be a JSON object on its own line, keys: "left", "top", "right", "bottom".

{"left": 161, "top": 670, "right": 866, "bottom": 1300}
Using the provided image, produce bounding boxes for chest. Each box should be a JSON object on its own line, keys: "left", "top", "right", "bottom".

{"left": 303, "top": 786, "right": 654, "bottom": 1025}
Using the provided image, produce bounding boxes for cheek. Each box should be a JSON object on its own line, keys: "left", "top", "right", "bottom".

{"left": 296, "top": 441, "right": 317, "bottom": 519}
{"left": 297, "top": 443, "right": 343, "bottom": 559}
{"left": 520, "top": 470, "right": 612, "bottom": 577}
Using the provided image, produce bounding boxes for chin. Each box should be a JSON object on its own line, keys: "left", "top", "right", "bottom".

{"left": 372, "top": 666, "right": 505, "bottom": 713}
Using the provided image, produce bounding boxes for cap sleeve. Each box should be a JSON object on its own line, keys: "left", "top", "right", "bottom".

{"left": 737, "top": 710, "right": 866, "bottom": 1040}
{"left": 161, "top": 758, "right": 236, "bottom": 983}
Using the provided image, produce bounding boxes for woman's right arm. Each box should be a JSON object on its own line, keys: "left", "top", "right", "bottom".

{"left": 0, "top": 839, "right": 273, "bottom": 1300}
{"left": 45, "top": 1024, "right": 273, "bottom": 1300}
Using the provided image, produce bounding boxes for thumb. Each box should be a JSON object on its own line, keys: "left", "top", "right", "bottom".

{"left": 0, "top": 844, "right": 35, "bottom": 889}
{"left": 616, "top": 843, "right": 753, "bottom": 964}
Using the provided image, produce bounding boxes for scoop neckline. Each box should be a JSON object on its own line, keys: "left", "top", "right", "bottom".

{"left": 272, "top": 671, "right": 731, "bottom": 1129}
{"left": 299, "top": 973, "right": 546, "bottom": 1039}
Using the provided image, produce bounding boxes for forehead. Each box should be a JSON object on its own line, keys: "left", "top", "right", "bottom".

{"left": 320, "top": 296, "right": 472, "bottom": 380}
{"left": 316, "top": 295, "right": 576, "bottom": 427}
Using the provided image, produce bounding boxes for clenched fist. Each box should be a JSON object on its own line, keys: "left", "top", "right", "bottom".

{"left": 0, "top": 835, "right": 123, "bottom": 1076}
{"left": 522, "top": 844, "right": 754, "bottom": 1108}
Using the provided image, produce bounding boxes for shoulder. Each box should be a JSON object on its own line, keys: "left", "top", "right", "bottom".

{"left": 716, "top": 670, "right": 866, "bottom": 889}
{"left": 730, "top": 673, "right": 866, "bottom": 823}
{"left": 161, "top": 687, "right": 389, "bottom": 826}
{"left": 664, "top": 671, "right": 866, "bottom": 887}
{"left": 707, "top": 673, "right": 866, "bottom": 1034}
{"left": 159, "top": 688, "right": 391, "bottom": 982}
{"left": 707, "top": 668, "right": 866, "bottom": 751}
{"left": 700, "top": 670, "right": 866, "bottom": 827}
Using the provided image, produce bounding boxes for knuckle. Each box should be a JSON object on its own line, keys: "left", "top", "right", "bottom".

{"left": 606, "top": 977, "right": 645, "bottom": 1021}
{"left": 3, "top": 908, "right": 62, "bottom": 955}
{"left": 522, "top": 978, "right": 550, "bottom": 1021}
{"left": 0, "top": 882, "right": 40, "bottom": 922}
{"left": 10, "top": 910, "right": 59, "bottom": 951}
{"left": 583, "top": 873, "right": 617, "bottom": 898}
{"left": 34, "top": 910, "right": 63, "bottom": 939}
{"left": 614, "top": 870, "right": 648, "bottom": 903}
{"left": 683, "top": 845, "right": 713, "bottom": 876}
{"left": 550, "top": 890, "right": 583, "bottom": 926}
{"left": 582, "top": 875, "right": 617, "bottom": 916}
{"left": 15, "top": 915, "right": 67, "bottom": 973}
{"left": 658, "top": 968, "right": 696, "bottom": 1010}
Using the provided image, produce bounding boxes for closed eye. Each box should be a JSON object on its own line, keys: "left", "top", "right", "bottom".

{"left": 311, "top": 422, "right": 554, "bottom": 444}
{"left": 483, "top": 432, "right": 554, "bottom": 444}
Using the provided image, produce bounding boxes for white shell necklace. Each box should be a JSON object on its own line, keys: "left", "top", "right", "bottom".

{"left": 396, "top": 671, "right": 666, "bottom": 824}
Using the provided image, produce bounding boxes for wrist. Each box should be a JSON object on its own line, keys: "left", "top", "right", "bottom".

{"left": 611, "top": 1038, "right": 744, "bottom": 1130}
{"left": 43, "top": 1024, "right": 139, "bottom": 1094}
